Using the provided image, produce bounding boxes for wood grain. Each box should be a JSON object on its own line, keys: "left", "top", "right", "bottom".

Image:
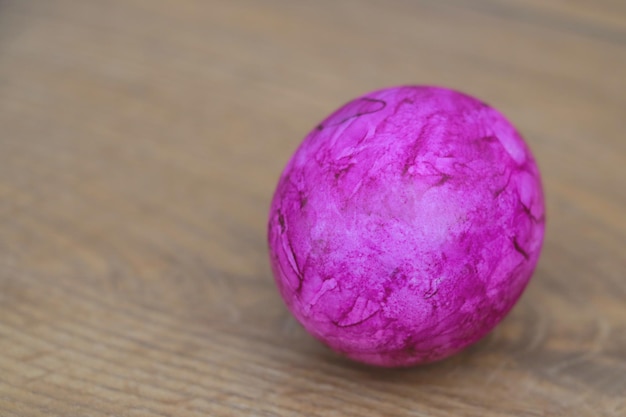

{"left": 0, "top": 0, "right": 625, "bottom": 415}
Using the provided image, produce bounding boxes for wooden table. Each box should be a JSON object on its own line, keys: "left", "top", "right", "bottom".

{"left": 1, "top": 1, "right": 625, "bottom": 415}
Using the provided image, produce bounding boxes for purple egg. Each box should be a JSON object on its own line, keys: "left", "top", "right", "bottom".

{"left": 267, "top": 86, "right": 545, "bottom": 367}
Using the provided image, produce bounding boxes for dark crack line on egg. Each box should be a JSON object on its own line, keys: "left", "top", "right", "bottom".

{"left": 318, "top": 98, "right": 387, "bottom": 129}
{"left": 512, "top": 236, "right": 530, "bottom": 260}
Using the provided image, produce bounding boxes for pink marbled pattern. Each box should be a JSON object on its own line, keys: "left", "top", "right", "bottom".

{"left": 268, "top": 86, "right": 545, "bottom": 367}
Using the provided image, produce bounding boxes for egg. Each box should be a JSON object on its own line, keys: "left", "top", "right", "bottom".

{"left": 267, "top": 86, "right": 545, "bottom": 367}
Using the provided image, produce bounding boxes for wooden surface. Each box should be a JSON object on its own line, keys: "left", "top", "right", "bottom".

{"left": 1, "top": 1, "right": 625, "bottom": 416}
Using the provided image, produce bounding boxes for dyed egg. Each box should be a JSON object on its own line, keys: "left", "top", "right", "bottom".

{"left": 268, "top": 86, "right": 545, "bottom": 367}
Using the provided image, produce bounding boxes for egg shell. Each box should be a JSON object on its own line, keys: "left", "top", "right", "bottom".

{"left": 268, "top": 86, "right": 545, "bottom": 367}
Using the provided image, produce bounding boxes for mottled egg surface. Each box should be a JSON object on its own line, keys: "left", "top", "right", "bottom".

{"left": 268, "top": 86, "right": 545, "bottom": 367}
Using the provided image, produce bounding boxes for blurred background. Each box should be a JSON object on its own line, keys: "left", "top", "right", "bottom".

{"left": 0, "top": 1, "right": 625, "bottom": 416}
